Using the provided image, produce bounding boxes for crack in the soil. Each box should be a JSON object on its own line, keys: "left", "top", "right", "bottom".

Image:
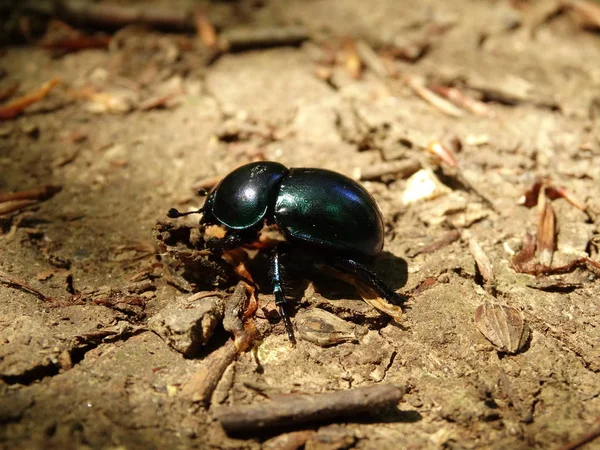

{"left": 529, "top": 317, "right": 600, "bottom": 374}
{"left": 380, "top": 350, "right": 397, "bottom": 382}
{"left": 0, "top": 327, "right": 148, "bottom": 386}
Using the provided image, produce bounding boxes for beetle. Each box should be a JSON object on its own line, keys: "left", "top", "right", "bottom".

{"left": 168, "top": 161, "right": 401, "bottom": 343}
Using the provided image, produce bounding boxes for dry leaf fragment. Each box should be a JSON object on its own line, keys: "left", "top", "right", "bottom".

{"left": 517, "top": 178, "right": 544, "bottom": 207}
{"left": 474, "top": 303, "right": 529, "bottom": 353}
{"left": 511, "top": 232, "right": 537, "bottom": 272}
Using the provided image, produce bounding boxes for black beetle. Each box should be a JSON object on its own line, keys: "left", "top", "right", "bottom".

{"left": 168, "top": 161, "right": 401, "bottom": 343}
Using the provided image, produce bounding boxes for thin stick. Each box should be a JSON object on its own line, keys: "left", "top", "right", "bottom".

{"left": 410, "top": 230, "right": 461, "bottom": 257}
{"left": 405, "top": 76, "right": 464, "bottom": 117}
{"left": 356, "top": 159, "right": 421, "bottom": 181}
{"left": 0, "top": 184, "right": 62, "bottom": 203}
{"left": 557, "top": 420, "right": 600, "bottom": 450}
{"left": 0, "top": 78, "right": 61, "bottom": 120}
{"left": 0, "top": 200, "right": 37, "bottom": 216}
{"left": 0, "top": 269, "right": 54, "bottom": 302}
{"left": 219, "top": 26, "right": 309, "bottom": 52}
{"left": 57, "top": 0, "right": 194, "bottom": 31}
{"left": 214, "top": 384, "right": 404, "bottom": 435}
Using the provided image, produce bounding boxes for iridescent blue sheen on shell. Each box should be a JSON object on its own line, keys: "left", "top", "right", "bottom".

{"left": 274, "top": 168, "right": 384, "bottom": 256}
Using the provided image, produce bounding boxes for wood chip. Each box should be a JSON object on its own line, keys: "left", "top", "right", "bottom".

{"left": 474, "top": 303, "right": 529, "bottom": 354}
{"left": 194, "top": 8, "right": 217, "bottom": 48}
{"left": 343, "top": 38, "right": 362, "bottom": 80}
{"left": 469, "top": 238, "right": 495, "bottom": 285}
{"left": 427, "top": 141, "right": 458, "bottom": 168}
{"left": 537, "top": 192, "right": 556, "bottom": 266}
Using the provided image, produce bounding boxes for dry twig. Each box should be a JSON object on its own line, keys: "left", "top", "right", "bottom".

{"left": 181, "top": 339, "right": 238, "bottom": 406}
{"left": 0, "top": 269, "right": 54, "bottom": 302}
{"left": 0, "top": 200, "right": 37, "bottom": 216}
{"left": 219, "top": 26, "right": 309, "bottom": 53}
{"left": 410, "top": 230, "right": 461, "bottom": 257}
{"left": 39, "top": 20, "right": 110, "bottom": 53}
{"left": 429, "top": 84, "right": 496, "bottom": 118}
{"left": 354, "top": 39, "right": 388, "bottom": 79}
{"left": 405, "top": 76, "right": 464, "bottom": 117}
{"left": 57, "top": 0, "right": 195, "bottom": 31}
{"left": 0, "top": 78, "right": 61, "bottom": 120}
{"left": 356, "top": 159, "right": 421, "bottom": 181}
{"left": 0, "top": 184, "right": 62, "bottom": 203}
{"left": 214, "top": 384, "right": 404, "bottom": 435}
{"left": 557, "top": 419, "right": 600, "bottom": 450}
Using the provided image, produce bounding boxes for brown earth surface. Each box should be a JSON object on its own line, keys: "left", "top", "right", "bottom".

{"left": 1, "top": 0, "right": 600, "bottom": 449}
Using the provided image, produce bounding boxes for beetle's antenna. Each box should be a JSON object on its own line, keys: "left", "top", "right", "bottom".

{"left": 167, "top": 207, "right": 203, "bottom": 218}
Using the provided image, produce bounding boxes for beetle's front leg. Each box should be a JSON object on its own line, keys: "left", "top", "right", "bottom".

{"left": 205, "top": 227, "right": 259, "bottom": 254}
{"left": 271, "top": 245, "right": 296, "bottom": 345}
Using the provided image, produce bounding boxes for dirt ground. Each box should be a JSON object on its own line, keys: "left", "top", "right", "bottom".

{"left": 1, "top": 0, "right": 600, "bottom": 449}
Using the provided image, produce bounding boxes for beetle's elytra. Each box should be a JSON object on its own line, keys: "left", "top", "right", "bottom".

{"left": 168, "top": 161, "right": 401, "bottom": 344}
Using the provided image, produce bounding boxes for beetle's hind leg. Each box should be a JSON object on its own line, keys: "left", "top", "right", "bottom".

{"left": 326, "top": 257, "right": 404, "bottom": 306}
{"left": 270, "top": 245, "right": 296, "bottom": 345}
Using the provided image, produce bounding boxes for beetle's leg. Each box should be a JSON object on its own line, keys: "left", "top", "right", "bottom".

{"left": 327, "top": 257, "right": 404, "bottom": 306}
{"left": 206, "top": 228, "right": 259, "bottom": 254}
{"left": 272, "top": 246, "right": 296, "bottom": 345}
